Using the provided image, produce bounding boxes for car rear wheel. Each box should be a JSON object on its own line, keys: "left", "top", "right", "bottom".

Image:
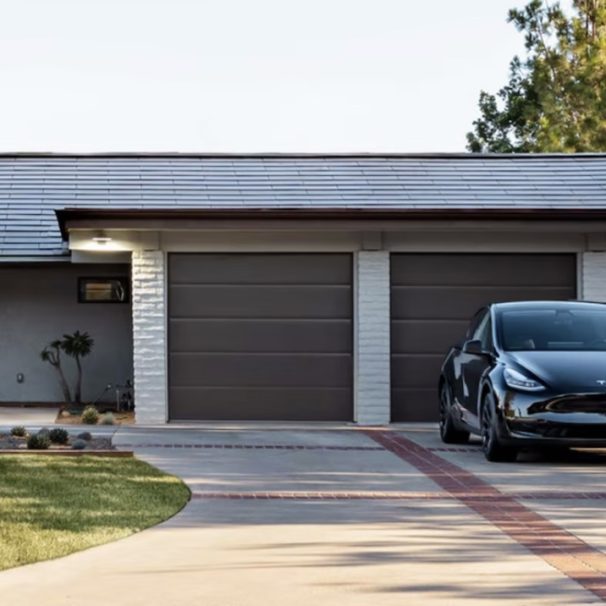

{"left": 439, "top": 383, "right": 470, "bottom": 444}
{"left": 481, "top": 392, "right": 518, "bottom": 462}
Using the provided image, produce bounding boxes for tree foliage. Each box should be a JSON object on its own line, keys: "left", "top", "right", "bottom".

{"left": 467, "top": 0, "right": 606, "bottom": 152}
{"left": 41, "top": 331, "right": 94, "bottom": 404}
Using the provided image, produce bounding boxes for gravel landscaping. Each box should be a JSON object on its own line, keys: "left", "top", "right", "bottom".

{"left": 0, "top": 430, "right": 112, "bottom": 451}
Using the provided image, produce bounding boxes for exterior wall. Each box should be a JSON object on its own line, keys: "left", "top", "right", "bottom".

{"left": 0, "top": 264, "right": 132, "bottom": 404}
{"left": 582, "top": 252, "right": 606, "bottom": 302}
{"left": 354, "top": 251, "right": 391, "bottom": 425}
{"left": 131, "top": 250, "right": 167, "bottom": 424}
{"left": 68, "top": 228, "right": 590, "bottom": 425}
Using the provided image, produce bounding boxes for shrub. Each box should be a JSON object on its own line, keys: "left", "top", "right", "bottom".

{"left": 27, "top": 434, "right": 50, "bottom": 450}
{"left": 37, "top": 427, "right": 51, "bottom": 438}
{"left": 77, "top": 431, "right": 92, "bottom": 441}
{"left": 100, "top": 412, "right": 115, "bottom": 426}
{"left": 71, "top": 439, "right": 87, "bottom": 450}
{"left": 81, "top": 406, "right": 99, "bottom": 425}
{"left": 49, "top": 428, "right": 69, "bottom": 445}
{"left": 10, "top": 426, "right": 27, "bottom": 437}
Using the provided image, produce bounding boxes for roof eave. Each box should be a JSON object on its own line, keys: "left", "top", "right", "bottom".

{"left": 55, "top": 207, "right": 606, "bottom": 241}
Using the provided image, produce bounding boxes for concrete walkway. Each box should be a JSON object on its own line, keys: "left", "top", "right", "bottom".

{"left": 0, "top": 424, "right": 605, "bottom": 604}
{"left": 0, "top": 406, "right": 59, "bottom": 427}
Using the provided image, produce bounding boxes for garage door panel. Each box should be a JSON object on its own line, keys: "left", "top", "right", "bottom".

{"left": 391, "top": 254, "right": 576, "bottom": 287}
{"left": 169, "top": 285, "right": 351, "bottom": 319}
{"left": 169, "top": 254, "right": 352, "bottom": 285}
{"left": 168, "top": 253, "right": 353, "bottom": 421}
{"left": 391, "top": 320, "right": 468, "bottom": 354}
{"left": 391, "top": 354, "right": 444, "bottom": 388}
{"left": 169, "top": 387, "right": 352, "bottom": 421}
{"left": 170, "top": 353, "right": 351, "bottom": 388}
{"left": 391, "top": 253, "right": 577, "bottom": 422}
{"left": 392, "top": 286, "right": 576, "bottom": 320}
{"left": 392, "top": 389, "right": 436, "bottom": 422}
{"left": 170, "top": 319, "right": 352, "bottom": 353}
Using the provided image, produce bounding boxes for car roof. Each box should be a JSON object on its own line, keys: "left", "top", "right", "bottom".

{"left": 492, "top": 300, "right": 606, "bottom": 312}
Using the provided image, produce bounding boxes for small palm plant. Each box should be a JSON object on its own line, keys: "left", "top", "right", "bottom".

{"left": 61, "top": 331, "right": 94, "bottom": 404}
{"left": 40, "top": 340, "right": 72, "bottom": 403}
{"left": 41, "top": 331, "right": 94, "bottom": 404}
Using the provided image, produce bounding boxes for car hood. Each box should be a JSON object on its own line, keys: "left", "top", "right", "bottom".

{"left": 507, "top": 351, "right": 606, "bottom": 392}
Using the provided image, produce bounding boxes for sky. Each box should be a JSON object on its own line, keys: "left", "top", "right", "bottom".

{"left": 0, "top": 0, "right": 535, "bottom": 153}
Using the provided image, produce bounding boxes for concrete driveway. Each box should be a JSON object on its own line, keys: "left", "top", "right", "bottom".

{"left": 1, "top": 424, "right": 606, "bottom": 605}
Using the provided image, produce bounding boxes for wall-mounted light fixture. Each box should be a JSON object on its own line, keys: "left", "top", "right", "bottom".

{"left": 92, "top": 231, "right": 113, "bottom": 246}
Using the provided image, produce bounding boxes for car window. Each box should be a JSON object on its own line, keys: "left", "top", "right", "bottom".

{"left": 498, "top": 307, "right": 606, "bottom": 351}
{"left": 466, "top": 309, "right": 487, "bottom": 340}
{"left": 473, "top": 313, "right": 493, "bottom": 351}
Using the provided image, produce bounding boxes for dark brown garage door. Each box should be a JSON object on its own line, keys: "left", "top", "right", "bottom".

{"left": 391, "top": 253, "right": 577, "bottom": 422}
{"left": 168, "top": 253, "right": 353, "bottom": 421}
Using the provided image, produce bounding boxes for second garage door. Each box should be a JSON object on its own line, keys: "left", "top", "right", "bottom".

{"left": 391, "top": 253, "right": 577, "bottom": 422}
{"left": 168, "top": 253, "right": 353, "bottom": 421}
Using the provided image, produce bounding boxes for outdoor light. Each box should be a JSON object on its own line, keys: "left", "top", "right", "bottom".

{"left": 92, "top": 232, "right": 112, "bottom": 246}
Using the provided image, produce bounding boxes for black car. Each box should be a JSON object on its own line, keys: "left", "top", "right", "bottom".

{"left": 439, "top": 301, "right": 606, "bottom": 462}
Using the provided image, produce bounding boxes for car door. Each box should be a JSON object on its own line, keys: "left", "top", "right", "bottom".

{"left": 460, "top": 309, "right": 494, "bottom": 426}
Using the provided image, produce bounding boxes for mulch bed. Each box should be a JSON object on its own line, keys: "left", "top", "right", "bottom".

{"left": 57, "top": 409, "right": 135, "bottom": 425}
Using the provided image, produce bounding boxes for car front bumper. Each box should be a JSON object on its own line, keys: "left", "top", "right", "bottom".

{"left": 495, "top": 389, "right": 606, "bottom": 447}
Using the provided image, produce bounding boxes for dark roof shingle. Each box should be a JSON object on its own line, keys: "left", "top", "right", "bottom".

{"left": 1, "top": 153, "right": 605, "bottom": 258}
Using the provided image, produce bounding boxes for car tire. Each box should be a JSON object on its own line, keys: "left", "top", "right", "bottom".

{"left": 439, "top": 383, "right": 470, "bottom": 444}
{"left": 481, "top": 392, "right": 518, "bottom": 462}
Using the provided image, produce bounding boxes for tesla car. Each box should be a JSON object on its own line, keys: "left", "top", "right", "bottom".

{"left": 439, "top": 300, "right": 606, "bottom": 461}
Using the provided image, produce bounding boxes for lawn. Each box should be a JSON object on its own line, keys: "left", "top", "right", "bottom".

{"left": 0, "top": 456, "right": 190, "bottom": 571}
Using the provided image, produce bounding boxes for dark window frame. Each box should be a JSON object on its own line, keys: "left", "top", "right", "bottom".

{"left": 78, "top": 276, "right": 130, "bottom": 304}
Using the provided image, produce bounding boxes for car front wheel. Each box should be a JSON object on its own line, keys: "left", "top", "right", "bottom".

{"left": 481, "top": 392, "right": 518, "bottom": 462}
{"left": 439, "top": 383, "right": 469, "bottom": 444}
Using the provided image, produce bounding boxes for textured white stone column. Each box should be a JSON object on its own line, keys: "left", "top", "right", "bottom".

{"left": 132, "top": 250, "right": 167, "bottom": 424}
{"left": 582, "top": 252, "right": 606, "bottom": 302}
{"left": 355, "top": 251, "right": 391, "bottom": 425}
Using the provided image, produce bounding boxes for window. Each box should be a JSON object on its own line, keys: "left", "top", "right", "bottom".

{"left": 498, "top": 307, "right": 606, "bottom": 351}
{"left": 466, "top": 309, "right": 487, "bottom": 340}
{"left": 78, "top": 277, "right": 129, "bottom": 303}
{"left": 473, "top": 312, "right": 493, "bottom": 351}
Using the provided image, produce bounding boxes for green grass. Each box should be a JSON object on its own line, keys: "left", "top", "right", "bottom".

{"left": 0, "top": 456, "right": 190, "bottom": 571}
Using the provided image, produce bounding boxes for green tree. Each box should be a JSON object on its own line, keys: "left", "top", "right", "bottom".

{"left": 467, "top": 0, "right": 606, "bottom": 152}
{"left": 41, "top": 331, "right": 94, "bottom": 404}
{"left": 40, "top": 340, "right": 72, "bottom": 403}
{"left": 61, "top": 331, "right": 94, "bottom": 404}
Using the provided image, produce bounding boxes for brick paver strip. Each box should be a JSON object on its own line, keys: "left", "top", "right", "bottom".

{"left": 190, "top": 490, "right": 606, "bottom": 501}
{"left": 365, "top": 429, "right": 606, "bottom": 602}
{"left": 118, "top": 443, "right": 383, "bottom": 451}
{"left": 192, "top": 491, "right": 450, "bottom": 500}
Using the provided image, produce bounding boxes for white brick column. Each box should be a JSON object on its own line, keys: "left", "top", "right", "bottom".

{"left": 132, "top": 250, "right": 167, "bottom": 424}
{"left": 582, "top": 252, "right": 606, "bottom": 302}
{"left": 354, "top": 251, "right": 391, "bottom": 425}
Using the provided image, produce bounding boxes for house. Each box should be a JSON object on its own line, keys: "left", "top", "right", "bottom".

{"left": 1, "top": 153, "right": 605, "bottom": 425}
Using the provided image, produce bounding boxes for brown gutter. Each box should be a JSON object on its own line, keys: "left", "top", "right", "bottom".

{"left": 55, "top": 207, "right": 606, "bottom": 241}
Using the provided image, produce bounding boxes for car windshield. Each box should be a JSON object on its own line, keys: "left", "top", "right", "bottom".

{"left": 498, "top": 307, "right": 606, "bottom": 351}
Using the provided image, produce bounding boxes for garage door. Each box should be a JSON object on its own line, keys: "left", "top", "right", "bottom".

{"left": 391, "top": 253, "right": 577, "bottom": 422}
{"left": 168, "top": 254, "right": 353, "bottom": 421}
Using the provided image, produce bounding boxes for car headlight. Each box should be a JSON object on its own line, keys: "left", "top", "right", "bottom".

{"left": 503, "top": 367, "right": 545, "bottom": 392}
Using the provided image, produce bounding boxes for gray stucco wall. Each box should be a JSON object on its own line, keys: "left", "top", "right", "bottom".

{"left": 0, "top": 264, "right": 132, "bottom": 404}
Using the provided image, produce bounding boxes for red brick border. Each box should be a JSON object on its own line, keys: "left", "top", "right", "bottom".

{"left": 190, "top": 489, "right": 606, "bottom": 502}
{"left": 365, "top": 430, "right": 606, "bottom": 602}
{"left": 191, "top": 490, "right": 448, "bottom": 500}
{"left": 117, "top": 443, "right": 383, "bottom": 451}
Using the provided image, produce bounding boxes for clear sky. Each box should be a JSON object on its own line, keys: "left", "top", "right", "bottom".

{"left": 0, "top": 0, "right": 533, "bottom": 153}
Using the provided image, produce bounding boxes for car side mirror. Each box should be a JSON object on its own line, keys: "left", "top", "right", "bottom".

{"left": 463, "top": 339, "right": 486, "bottom": 355}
